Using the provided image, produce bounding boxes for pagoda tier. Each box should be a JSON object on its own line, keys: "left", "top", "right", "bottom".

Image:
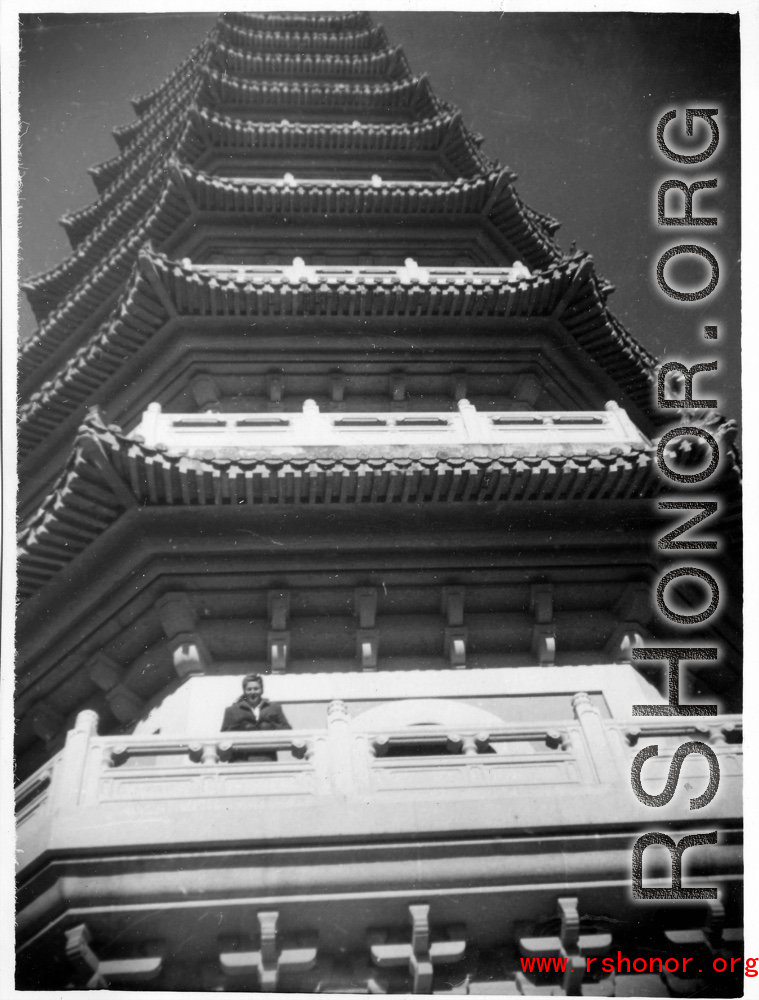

{"left": 17, "top": 400, "right": 655, "bottom": 597}
{"left": 217, "top": 19, "right": 389, "bottom": 54}
{"left": 18, "top": 255, "right": 656, "bottom": 515}
{"left": 199, "top": 70, "right": 446, "bottom": 120}
{"left": 15, "top": 402, "right": 740, "bottom": 775}
{"left": 21, "top": 167, "right": 559, "bottom": 332}
{"left": 210, "top": 39, "right": 411, "bottom": 82}
{"left": 14, "top": 694, "right": 742, "bottom": 991}
{"left": 16, "top": 13, "right": 742, "bottom": 994}
{"left": 65, "top": 111, "right": 493, "bottom": 251}
{"left": 218, "top": 11, "right": 374, "bottom": 35}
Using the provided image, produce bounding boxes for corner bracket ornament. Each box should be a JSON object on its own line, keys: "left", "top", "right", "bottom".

{"left": 530, "top": 585, "right": 556, "bottom": 665}
{"left": 518, "top": 897, "right": 611, "bottom": 995}
{"left": 368, "top": 903, "right": 466, "bottom": 994}
{"left": 268, "top": 591, "right": 291, "bottom": 671}
{"left": 442, "top": 587, "right": 467, "bottom": 667}
{"left": 605, "top": 623, "right": 646, "bottom": 663}
{"left": 64, "top": 924, "right": 163, "bottom": 988}
{"left": 664, "top": 897, "right": 743, "bottom": 956}
{"left": 219, "top": 911, "right": 318, "bottom": 991}
{"left": 355, "top": 587, "right": 379, "bottom": 669}
{"left": 532, "top": 625, "right": 556, "bottom": 666}
{"left": 168, "top": 632, "right": 211, "bottom": 677}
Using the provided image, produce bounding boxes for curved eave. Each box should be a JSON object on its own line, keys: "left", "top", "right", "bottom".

{"left": 210, "top": 39, "right": 411, "bottom": 83}
{"left": 174, "top": 164, "right": 561, "bottom": 269}
{"left": 23, "top": 172, "right": 168, "bottom": 322}
{"left": 65, "top": 118, "right": 189, "bottom": 249}
{"left": 524, "top": 204, "right": 561, "bottom": 238}
{"left": 217, "top": 19, "right": 388, "bottom": 54}
{"left": 87, "top": 67, "right": 203, "bottom": 201}
{"left": 87, "top": 104, "right": 187, "bottom": 198}
{"left": 195, "top": 108, "right": 495, "bottom": 177}
{"left": 57, "top": 108, "right": 494, "bottom": 261}
{"left": 21, "top": 165, "right": 562, "bottom": 375}
{"left": 202, "top": 69, "right": 446, "bottom": 119}
{"left": 18, "top": 183, "right": 184, "bottom": 387}
{"left": 17, "top": 410, "right": 658, "bottom": 600}
{"left": 129, "top": 40, "right": 209, "bottom": 117}
{"left": 18, "top": 252, "right": 656, "bottom": 460}
{"left": 112, "top": 66, "right": 204, "bottom": 153}
{"left": 91, "top": 70, "right": 442, "bottom": 203}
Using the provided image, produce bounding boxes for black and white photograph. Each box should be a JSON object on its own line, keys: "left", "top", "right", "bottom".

{"left": 3, "top": 3, "right": 749, "bottom": 996}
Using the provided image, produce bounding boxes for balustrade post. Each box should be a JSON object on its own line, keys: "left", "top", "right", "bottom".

{"left": 50, "top": 709, "right": 99, "bottom": 813}
{"left": 325, "top": 700, "right": 355, "bottom": 797}
{"left": 571, "top": 693, "right": 619, "bottom": 784}
{"left": 456, "top": 398, "right": 481, "bottom": 441}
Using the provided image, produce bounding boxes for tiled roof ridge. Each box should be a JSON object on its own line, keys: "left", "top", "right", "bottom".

{"left": 201, "top": 66, "right": 448, "bottom": 117}
{"left": 129, "top": 38, "right": 212, "bottom": 117}
{"left": 62, "top": 116, "right": 189, "bottom": 247}
{"left": 196, "top": 106, "right": 494, "bottom": 171}
{"left": 18, "top": 183, "right": 184, "bottom": 387}
{"left": 53, "top": 108, "right": 493, "bottom": 260}
{"left": 17, "top": 406, "right": 659, "bottom": 600}
{"left": 23, "top": 170, "right": 168, "bottom": 322}
{"left": 168, "top": 163, "right": 561, "bottom": 269}
{"left": 219, "top": 12, "right": 374, "bottom": 33}
{"left": 217, "top": 18, "right": 388, "bottom": 54}
{"left": 17, "top": 250, "right": 656, "bottom": 460}
{"left": 210, "top": 37, "right": 411, "bottom": 82}
{"left": 87, "top": 60, "right": 205, "bottom": 196}
{"left": 88, "top": 69, "right": 446, "bottom": 203}
{"left": 21, "top": 164, "right": 562, "bottom": 379}
{"left": 111, "top": 55, "right": 207, "bottom": 154}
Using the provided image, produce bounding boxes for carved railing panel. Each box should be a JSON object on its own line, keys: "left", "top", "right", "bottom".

{"left": 362, "top": 723, "right": 580, "bottom": 793}
{"left": 14, "top": 749, "right": 63, "bottom": 826}
{"left": 132, "top": 398, "right": 647, "bottom": 456}
{"left": 606, "top": 716, "right": 743, "bottom": 781}
{"left": 15, "top": 704, "right": 743, "bottom": 873}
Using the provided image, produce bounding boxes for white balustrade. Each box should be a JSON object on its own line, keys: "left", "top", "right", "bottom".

{"left": 15, "top": 704, "right": 742, "bottom": 875}
{"left": 132, "top": 399, "right": 648, "bottom": 455}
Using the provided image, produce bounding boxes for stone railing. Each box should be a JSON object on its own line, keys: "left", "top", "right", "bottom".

{"left": 131, "top": 399, "right": 647, "bottom": 455}
{"left": 189, "top": 258, "right": 534, "bottom": 286}
{"left": 15, "top": 748, "right": 64, "bottom": 828}
{"left": 16, "top": 697, "right": 742, "bottom": 874}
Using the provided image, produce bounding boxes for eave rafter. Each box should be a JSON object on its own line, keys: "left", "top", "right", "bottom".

{"left": 17, "top": 407, "right": 658, "bottom": 600}
{"left": 18, "top": 250, "right": 656, "bottom": 463}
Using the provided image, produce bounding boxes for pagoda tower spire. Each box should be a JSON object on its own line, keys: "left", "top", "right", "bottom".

{"left": 15, "top": 13, "right": 741, "bottom": 994}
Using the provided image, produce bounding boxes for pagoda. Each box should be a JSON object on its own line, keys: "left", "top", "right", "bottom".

{"left": 16, "top": 13, "right": 742, "bottom": 994}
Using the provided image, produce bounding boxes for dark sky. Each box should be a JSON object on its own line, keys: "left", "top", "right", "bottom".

{"left": 18, "top": 11, "right": 741, "bottom": 415}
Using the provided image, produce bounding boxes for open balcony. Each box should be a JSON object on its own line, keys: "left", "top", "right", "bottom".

{"left": 132, "top": 398, "right": 648, "bottom": 458}
{"left": 17, "top": 694, "right": 741, "bottom": 876}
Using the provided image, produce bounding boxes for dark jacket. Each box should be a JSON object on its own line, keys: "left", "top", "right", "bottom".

{"left": 221, "top": 697, "right": 291, "bottom": 732}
